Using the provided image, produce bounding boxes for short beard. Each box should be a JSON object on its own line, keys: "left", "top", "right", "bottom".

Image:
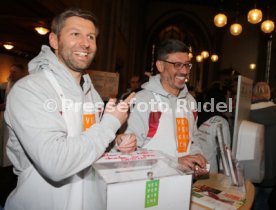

{"left": 60, "top": 54, "right": 93, "bottom": 74}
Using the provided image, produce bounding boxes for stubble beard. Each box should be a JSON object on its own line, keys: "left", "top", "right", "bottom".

{"left": 59, "top": 50, "right": 94, "bottom": 73}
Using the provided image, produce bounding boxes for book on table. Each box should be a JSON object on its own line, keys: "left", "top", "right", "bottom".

{"left": 192, "top": 184, "right": 246, "bottom": 210}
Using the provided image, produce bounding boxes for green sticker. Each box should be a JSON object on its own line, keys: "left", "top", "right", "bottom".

{"left": 145, "top": 179, "right": 159, "bottom": 208}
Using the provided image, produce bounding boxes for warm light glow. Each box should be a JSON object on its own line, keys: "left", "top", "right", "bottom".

{"left": 211, "top": 54, "right": 219, "bottom": 62}
{"left": 188, "top": 52, "right": 193, "bottom": 59}
{"left": 214, "top": 13, "right": 227, "bottom": 27}
{"left": 201, "top": 51, "right": 209, "bottom": 59}
{"left": 247, "top": 9, "right": 263, "bottom": 24}
{"left": 196, "top": 55, "right": 203, "bottom": 62}
{"left": 35, "top": 27, "right": 49, "bottom": 35}
{"left": 3, "top": 43, "right": 14, "bottom": 50}
{"left": 261, "top": 20, "right": 275, "bottom": 33}
{"left": 230, "top": 23, "right": 243, "bottom": 36}
{"left": 249, "top": 63, "right": 256, "bottom": 70}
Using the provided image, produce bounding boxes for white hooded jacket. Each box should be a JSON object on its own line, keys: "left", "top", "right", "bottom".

{"left": 4, "top": 45, "right": 120, "bottom": 210}
{"left": 125, "top": 74, "right": 202, "bottom": 157}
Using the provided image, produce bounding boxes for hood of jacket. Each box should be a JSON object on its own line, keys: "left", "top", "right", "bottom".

{"left": 141, "top": 74, "right": 188, "bottom": 98}
{"left": 28, "top": 45, "right": 93, "bottom": 95}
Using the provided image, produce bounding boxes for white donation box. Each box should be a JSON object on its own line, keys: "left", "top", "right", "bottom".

{"left": 92, "top": 150, "right": 193, "bottom": 210}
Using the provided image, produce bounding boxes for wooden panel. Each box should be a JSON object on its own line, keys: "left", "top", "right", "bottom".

{"left": 87, "top": 70, "right": 119, "bottom": 101}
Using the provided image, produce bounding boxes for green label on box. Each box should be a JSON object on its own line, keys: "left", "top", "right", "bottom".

{"left": 145, "top": 179, "right": 159, "bottom": 208}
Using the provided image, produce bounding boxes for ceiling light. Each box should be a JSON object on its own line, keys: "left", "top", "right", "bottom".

{"left": 230, "top": 23, "right": 243, "bottom": 36}
{"left": 188, "top": 52, "right": 193, "bottom": 60}
{"left": 35, "top": 27, "right": 49, "bottom": 35}
{"left": 196, "top": 55, "right": 203, "bottom": 62}
{"left": 211, "top": 54, "right": 219, "bottom": 62}
{"left": 3, "top": 43, "right": 14, "bottom": 50}
{"left": 248, "top": 9, "right": 263, "bottom": 24}
{"left": 261, "top": 20, "right": 275, "bottom": 33}
{"left": 249, "top": 63, "right": 256, "bottom": 70}
{"left": 201, "top": 51, "right": 209, "bottom": 59}
{"left": 214, "top": 13, "right": 227, "bottom": 27}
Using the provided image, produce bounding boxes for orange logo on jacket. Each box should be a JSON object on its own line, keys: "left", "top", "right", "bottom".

{"left": 176, "top": 117, "right": 189, "bottom": 152}
{"left": 83, "top": 114, "right": 96, "bottom": 130}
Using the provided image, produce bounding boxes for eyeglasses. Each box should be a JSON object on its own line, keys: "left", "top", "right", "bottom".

{"left": 161, "top": 60, "right": 192, "bottom": 70}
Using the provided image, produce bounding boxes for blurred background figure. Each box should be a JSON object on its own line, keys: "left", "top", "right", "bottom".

{"left": 120, "top": 75, "right": 141, "bottom": 100}
{"left": 0, "top": 64, "right": 27, "bottom": 111}
{"left": 186, "top": 84, "right": 197, "bottom": 99}
{"left": 1, "top": 64, "right": 27, "bottom": 164}
{"left": 0, "top": 63, "right": 27, "bottom": 207}
{"left": 269, "top": 87, "right": 276, "bottom": 104}
{"left": 0, "top": 86, "right": 5, "bottom": 112}
{"left": 117, "top": 75, "right": 141, "bottom": 134}
{"left": 8, "top": 64, "right": 26, "bottom": 83}
{"left": 250, "top": 81, "right": 276, "bottom": 210}
{"left": 196, "top": 82, "right": 231, "bottom": 173}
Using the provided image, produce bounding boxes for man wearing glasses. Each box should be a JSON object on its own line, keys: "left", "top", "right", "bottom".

{"left": 116, "top": 39, "right": 208, "bottom": 176}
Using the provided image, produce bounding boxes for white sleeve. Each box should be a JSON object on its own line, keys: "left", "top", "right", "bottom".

{"left": 5, "top": 80, "right": 120, "bottom": 182}
{"left": 190, "top": 122, "right": 204, "bottom": 155}
{"left": 187, "top": 94, "right": 203, "bottom": 155}
{"left": 125, "top": 94, "right": 150, "bottom": 148}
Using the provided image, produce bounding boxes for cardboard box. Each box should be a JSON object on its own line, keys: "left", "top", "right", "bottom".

{"left": 92, "top": 150, "right": 193, "bottom": 210}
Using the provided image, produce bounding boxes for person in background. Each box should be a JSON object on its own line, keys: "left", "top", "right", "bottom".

{"left": 0, "top": 64, "right": 26, "bottom": 209}
{"left": 1, "top": 64, "right": 27, "bottom": 167}
{"left": 222, "top": 74, "right": 239, "bottom": 137}
{"left": 116, "top": 39, "right": 208, "bottom": 176}
{"left": 4, "top": 8, "right": 135, "bottom": 210}
{"left": 0, "top": 64, "right": 26, "bottom": 111}
{"left": 120, "top": 75, "right": 141, "bottom": 100}
{"left": 250, "top": 81, "right": 276, "bottom": 210}
{"left": 270, "top": 87, "right": 276, "bottom": 104}
{"left": 196, "top": 83, "right": 231, "bottom": 172}
{"left": 186, "top": 84, "right": 197, "bottom": 99}
{"left": 117, "top": 75, "right": 141, "bottom": 134}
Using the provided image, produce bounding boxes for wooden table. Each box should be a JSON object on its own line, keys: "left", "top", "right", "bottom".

{"left": 191, "top": 173, "right": 255, "bottom": 210}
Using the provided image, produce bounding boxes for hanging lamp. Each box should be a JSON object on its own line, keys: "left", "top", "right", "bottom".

{"left": 261, "top": 5, "right": 275, "bottom": 33}
{"left": 196, "top": 55, "right": 203, "bottom": 62}
{"left": 261, "top": 20, "right": 275, "bottom": 33}
{"left": 214, "top": 0, "right": 227, "bottom": 27}
{"left": 201, "top": 51, "right": 209, "bottom": 59}
{"left": 248, "top": 8, "right": 263, "bottom": 24}
{"left": 214, "top": 13, "right": 227, "bottom": 27}
{"left": 230, "top": 23, "right": 243, "bottom": 36}
{"left": 211, "top": 54, "right": 219, "bottom": 62}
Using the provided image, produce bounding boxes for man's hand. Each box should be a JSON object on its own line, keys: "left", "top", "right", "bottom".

{"left": 115, "top": 133, "right": 137, "bottom": 153}
{"left": 178, "top": 154, "right": 209, "bottom": 177}
{"left": 104, "top": 92, "right": 135, "bottom": 125}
